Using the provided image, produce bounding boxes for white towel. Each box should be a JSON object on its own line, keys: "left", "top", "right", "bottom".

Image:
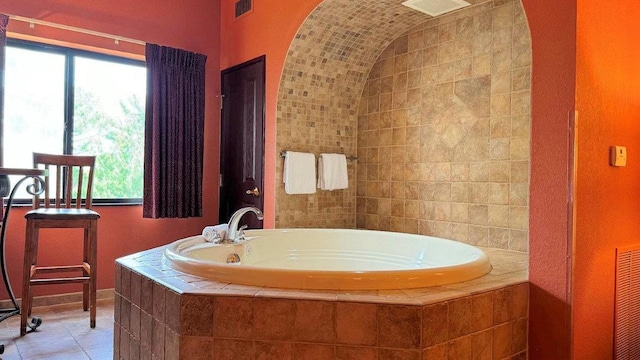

{"left": 202, "top": 223, "right": 228, "bottom": 242}
{"left": 317, "top": 153, "right": 348, "bottom": 191}
{"left": 283, "top": 151, "right": 317, "bottom": 194}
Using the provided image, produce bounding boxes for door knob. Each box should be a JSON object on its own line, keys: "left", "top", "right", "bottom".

{"left": 245, "top": 187, "right": 260, "bottom": 197}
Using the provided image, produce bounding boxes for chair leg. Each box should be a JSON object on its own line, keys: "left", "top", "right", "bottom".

{"left": 82, "top": 229, "right": 89, "bottom": 312}
{"left": 89, "top": 221, "right": 97, "bottom": 328}
{"left": 27, "top": 226, "right": 40, "bottom": 317}
{"left": 27, "top": 286, "right": 33, "bottom": 317}
{"left": 21, "top": 223, "right": 36, "bottom": 336}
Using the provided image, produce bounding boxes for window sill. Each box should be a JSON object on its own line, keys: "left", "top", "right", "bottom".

{"left": 3, "top": 200, "right": 142, "bottom": 207}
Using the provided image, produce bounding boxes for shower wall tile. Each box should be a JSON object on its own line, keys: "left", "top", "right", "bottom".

{"left": 272, "top": 0, "right": 529, "bottom": 230}
{"left": 356, "top": 0, "right": 531, "bottom": 251}
{"left": 275, "top": 0, "right": 431, "bottom": 229}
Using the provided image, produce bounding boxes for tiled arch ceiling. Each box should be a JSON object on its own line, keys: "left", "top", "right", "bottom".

{"left": 277, "top": 0, "right": 432, "bottom": 117}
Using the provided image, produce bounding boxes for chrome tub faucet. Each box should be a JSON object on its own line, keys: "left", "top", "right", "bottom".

{"left": 225, "top": 207, "right": 264, "bottom": 243}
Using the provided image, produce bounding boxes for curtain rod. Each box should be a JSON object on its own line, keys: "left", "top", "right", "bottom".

{"left": 8, "top": 14, "right": 146, "bottom": 46}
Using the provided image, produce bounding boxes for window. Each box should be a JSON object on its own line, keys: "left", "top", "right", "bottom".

{"left": 2, "top": 40, "right": 146, "bottom": 203}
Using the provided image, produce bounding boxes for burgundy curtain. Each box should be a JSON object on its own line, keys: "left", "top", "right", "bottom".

{"left": 0, "top": 14, "right": 8, "bottom": 167}
{"left": 143, "top": 44, "right": 207, "bottom": 218}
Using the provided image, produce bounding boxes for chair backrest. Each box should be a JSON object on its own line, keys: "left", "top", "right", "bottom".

{"left": 33, "top": 153, "right": 96, "bottom": 209}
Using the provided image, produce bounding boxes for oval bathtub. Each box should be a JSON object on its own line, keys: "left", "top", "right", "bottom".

{"left": 164, "top": 228, "right": 492, "bottom": 290}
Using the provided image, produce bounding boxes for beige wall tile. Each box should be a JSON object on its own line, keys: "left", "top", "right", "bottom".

{"left": 509, "top": 206, "right": 528, "bottom": 229}
{"left": 489, "top": 161, "right": 510, "bottom": 183}
{"left": 489, "top": 183, "right": 510, "bottom": 204}
{"left": 472, "top": 54, "right": 491, "bottom": 77}
{"left": 451, "top": 183, "right": 470, "bottom": 202}
{"left": 510, "top": 161, "right": 529, "bottom": 183}
{"left": 469, "top": 225, "right": 489, "bottom": 246}
{"left": 488, "top": 205, "right": 510, "bottom": 227}
{"left": 451, "top": 223, "right": 470, "bottom": 242}
{"left": 277, "top": 0, "right": 531, "bottom": 252}
{"left": 489, "top": 227, "right": 510, "bottom": 248}
{"left": 469, "top": 162, "right": 490, "bottom": 182}
{"left": 451, "top": 203, "right": 470, "bottom": 223}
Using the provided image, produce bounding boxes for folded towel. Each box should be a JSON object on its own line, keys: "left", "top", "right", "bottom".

{"left": 202, "top": 223, "right": 228, "bottom": 242}
{"left": 317, "top": 153, "right": 348, "bottom": 191}
{"left": 283, "top": 151, "right": 317, "bottom": 194}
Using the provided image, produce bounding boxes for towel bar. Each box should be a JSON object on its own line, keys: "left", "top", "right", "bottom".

{"left": 280, "top": 151, "right": 357, "bottom": 162}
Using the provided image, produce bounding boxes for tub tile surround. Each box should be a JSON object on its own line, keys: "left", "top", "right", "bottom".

{"left": 114, "top": 247, "right": 528, "bottom": 359}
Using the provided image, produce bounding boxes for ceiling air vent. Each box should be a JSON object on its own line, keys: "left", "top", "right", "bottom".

{"left": 235, "top": 0, "right": 252, "bottom": 18}
{"left": 401, "top": 0, "right": 471, "bottom": 17}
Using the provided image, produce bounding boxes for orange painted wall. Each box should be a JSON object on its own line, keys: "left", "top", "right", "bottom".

{"left": 522, "top": 1, "right": 576, "bottom": 358}
{"left": 0, "top": 0, "right": 221, "bottom": 298}
{"left": 574, "top": 1, "right": 640, "bottom": 358}
{"left": 219, "top": 0, "right": 321, "bottom": 228}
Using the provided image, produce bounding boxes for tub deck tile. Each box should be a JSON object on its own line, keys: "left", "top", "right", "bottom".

{"left": 116, "top": 245, "right": 528, "bottom": 306}
{"left": 256, "top": 289, "right": 339, "bottom": 301}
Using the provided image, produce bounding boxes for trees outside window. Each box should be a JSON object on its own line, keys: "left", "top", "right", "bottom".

{"left": 2, "top": 40, "right": 145, "bottom": 202}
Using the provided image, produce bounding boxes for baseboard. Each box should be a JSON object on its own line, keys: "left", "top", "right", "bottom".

{"left": 0, "top": 288, "right": 114, "bottom": 309}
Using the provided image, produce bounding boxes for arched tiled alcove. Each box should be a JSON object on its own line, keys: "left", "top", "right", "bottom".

{"left": 275, "top": 0, "right": 531, "bottom": 252}
{"left": 274, "top": 0, "right": 430, "bottom": 228}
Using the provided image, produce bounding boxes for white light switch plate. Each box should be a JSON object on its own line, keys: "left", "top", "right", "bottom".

{"left": 610, "top": 146, "right": 627, "bottom": 167}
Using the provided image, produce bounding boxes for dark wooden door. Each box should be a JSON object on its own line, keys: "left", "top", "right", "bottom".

{"left": 219, "top": 56, "right": 265, "bottom": 229}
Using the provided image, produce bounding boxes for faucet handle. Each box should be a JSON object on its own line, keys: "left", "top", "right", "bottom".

{"left": 236, "top": 225, "right": 249, "bottom": 242}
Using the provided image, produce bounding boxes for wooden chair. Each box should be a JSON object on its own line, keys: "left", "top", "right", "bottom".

{"left": 20, "top": 153, "right": 100, "bottom": 336}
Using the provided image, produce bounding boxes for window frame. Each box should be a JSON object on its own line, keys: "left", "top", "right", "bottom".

{"left": 1, "top": 39, "right": 145, "bottom": 205}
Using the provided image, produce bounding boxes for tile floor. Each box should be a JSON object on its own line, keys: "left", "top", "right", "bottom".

{"left": 0, "top": 298, "right": 114, "bottom": 360}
